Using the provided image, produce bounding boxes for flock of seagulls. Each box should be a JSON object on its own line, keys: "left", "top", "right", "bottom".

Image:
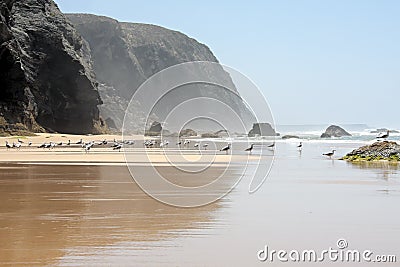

{"left": 2, "top": 130, "right": 394, "bottom": 159}
{"left": 4, "top": 138, "right": 135, "bottom": 153}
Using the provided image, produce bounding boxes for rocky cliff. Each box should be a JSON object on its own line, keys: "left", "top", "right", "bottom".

{"left": 66, "top": 14, "right": 247, "bottom": 131}
{"left": 0, "top": 0, "right": 104, "bottom": 134}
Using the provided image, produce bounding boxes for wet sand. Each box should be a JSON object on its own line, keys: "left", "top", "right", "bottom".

{"left": 0, "top": 141, "right": 399, "bottom": 266}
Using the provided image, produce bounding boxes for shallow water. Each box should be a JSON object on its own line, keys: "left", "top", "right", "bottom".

{"left": 0, "top": 142, "right": 399, "bottom": 266}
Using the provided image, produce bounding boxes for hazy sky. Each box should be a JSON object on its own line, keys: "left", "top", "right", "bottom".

{"left": 56, "top": 0, "right": 400, "bottom": 129}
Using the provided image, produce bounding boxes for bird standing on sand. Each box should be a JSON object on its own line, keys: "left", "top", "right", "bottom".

{"left": 76, "top": 139, "right": 83, "bottom": 145}
{"left": 67, "top": 140, "right": 71, "bottom": 146}
{"left": 203, "top": 143, "right": 209, "bottom": 150}
{"left": 38, "top": 143, "right": 46, "bottom": 149}
{"left": 297, "top": 142, "right": 303, "bottom": 151}
{"left": 323, "top": 150, "right": 336, "bottom": 159}
{"left": 84, "top": 142, "right": 94, "bottom": 153}
{"left": 376, "top": 130, "right": 389, "bottom": 140}
{"left": 28, "top": 142, "right": 32, "bottom": 146}
{"left": 17, "top": 138, "right": 24, "bottom": 143}
{"left": 113, "top": 144, "right": 123, "bottom": 152}
{"left": 267, "top": 142, "right": 275, "bottom": 150}
{"left": 245, "top": 144, "right": 254, "bottom": 154}
{"left": 220, "top": 144, "right": 231, "bottom": 154}
{"left": 13, "top": 142, "right": 22, "bottom": 150}
{"left": 183, "top": 140, "right": 190, "bottom": 148}
{"left": 194, "top": 143, "right": 199, "bottom": 149}
{"left": 5, "top": 141, "right": 11, "bottom": 150}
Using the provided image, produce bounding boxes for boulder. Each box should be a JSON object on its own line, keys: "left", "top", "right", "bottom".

{"left": 179, "top": 129, "right": 197, "bottom": 137}
{"left": 145, "top": 121, "right": 162, "bottom": 136}
{"left": 342, "top": 141, "right": 400, "bottom": 161}
{"left": 321, "top": 125, "right": 351, "bottom": 138}
{"left": 248, "top": 123, "right": 277, "bottom": 137}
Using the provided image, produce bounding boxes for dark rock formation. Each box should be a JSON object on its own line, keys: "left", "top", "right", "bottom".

{"left": 0, "top": 0, "right": 104, "bottom": 134}
{"left": 201, "top": 130, "right": 229, "bottom": 138}
{"left": 342, "top": 141, "right": 400, "bottom": 161}
{"left": 66, "top": 14, "right": 250, "bottom": 132}
{"left": 248, "top": 123, "right": 277, "bottom": 137}
{"left": 282, "top": 135, "right": 300, "bottom": 140}
{"left": 149, "top": 121, "right": 162, "bottom": 132}
{"left": 201, "top": 132, "right": 220, "bottom": 138}
{"left": 321, "top": 125, "right": 351, "bottom": 138}
{"left": 179, "top": 129, "right": 197, "bottom": 137}
{"left": 145, "top": 121, "right": 162, "bottom": 136}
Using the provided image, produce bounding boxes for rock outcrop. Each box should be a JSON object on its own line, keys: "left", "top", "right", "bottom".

{"left": 66, "top": 14, "right": 248, "bottom": 132}
{"left": 179, "top": 129, "right": 197, "bottom": 137}
{"left": 248, "top": 123, "right": 277, "bottom": 137}
{"left": 0, "top": 0, "right": 104, "bottom": 134}
{"left": 321, "top": 125, "right": 351, "bottom": 138}
{"left": 145, "top": 121, "right": 162, "bottom": 136}
{"left": 342, "top": 141, "right": 400, "bottom": 161}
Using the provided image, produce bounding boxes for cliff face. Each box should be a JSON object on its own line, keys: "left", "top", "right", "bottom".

{"left": 67, "top": 14, "right": 246, "bottom": 131}
{"left": 0, "top": 0, "right": 104, "bottom": 134}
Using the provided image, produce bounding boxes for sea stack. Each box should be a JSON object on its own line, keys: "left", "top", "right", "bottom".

{"left": 321, "top": 125, "right": 351, "bottom": 138}
{"left": 248, "top": 123, "right": 277, "bottom": 137}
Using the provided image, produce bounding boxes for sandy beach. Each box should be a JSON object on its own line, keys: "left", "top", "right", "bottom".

{"left": 0, "top": 133, "right": 262, "bottom": 165}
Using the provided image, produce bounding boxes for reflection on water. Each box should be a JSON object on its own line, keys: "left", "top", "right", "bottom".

{"left": 347, "top": 161, "right": 400, "bottom": 180}
{"left": 0, "top": 164, "right": 224, "bottom": 266}
{"left": 1, "top": 142, "right": 400, "bottom": 266}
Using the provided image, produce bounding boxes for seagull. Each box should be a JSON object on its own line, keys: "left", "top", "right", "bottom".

{"left": 113, "top": 144, "right": 123, "bottom": 152}
{"left": 76, "top": 139, "right": 83, "bottom": 145}
{"left": 17, "top": 138, "right": 24, "bottom": 143}
{"left": 245, "top": 144, "right": 254, "bottom": 154}
{"left": 13, "top": 142, "right": 22, "bottom": 150}
{"left": 126, "top": 140, "right": 135, "bottom": 146}
{"left": 323, "top": 150, "right": 336, "bottom": 159}
{"left": 38, "top": 143, "right": 46, "bottom": 149}
{"left": 203, "top": 143, "right": 209, "bottom": 150}
{"left": 57, "top": 142, "right": 63, "bottom": 146}
{"left": 267, "top": 142, "right": 275, "bottom": 149}
{"left": 5, "top": 141, "right": 11, "bottom": 150}
{"left": 183, "top": 140, "right": 190, "bottom": 147}
{"left": 220, "top": 143, "right": 231, "bottom": 154}
{"left": 177, "top": 141, "right": 182, "bottom": 146}
{"left": 376, "top": 130, "right": 389, "bottom": 140}
{"left": 297, "top": 142, "right": 303, "bottom": 151}
{"left": 84, "top": 142, "right": 94, "bottom": 153}
{"left": 194, "top": 143, "right": 199, "bottom": 148}
{"left": 102, "top": 139, "right": 108, "bottom": 145}
{"left": 67, "top": 140, "right": 71, "bottom": 146}
{"left": 28, "top": 142, "right": 32, "bottom": 146}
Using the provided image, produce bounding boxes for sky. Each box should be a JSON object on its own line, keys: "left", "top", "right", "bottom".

{"left": 55, "top": 0, "right": 400, "bottom": 129}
